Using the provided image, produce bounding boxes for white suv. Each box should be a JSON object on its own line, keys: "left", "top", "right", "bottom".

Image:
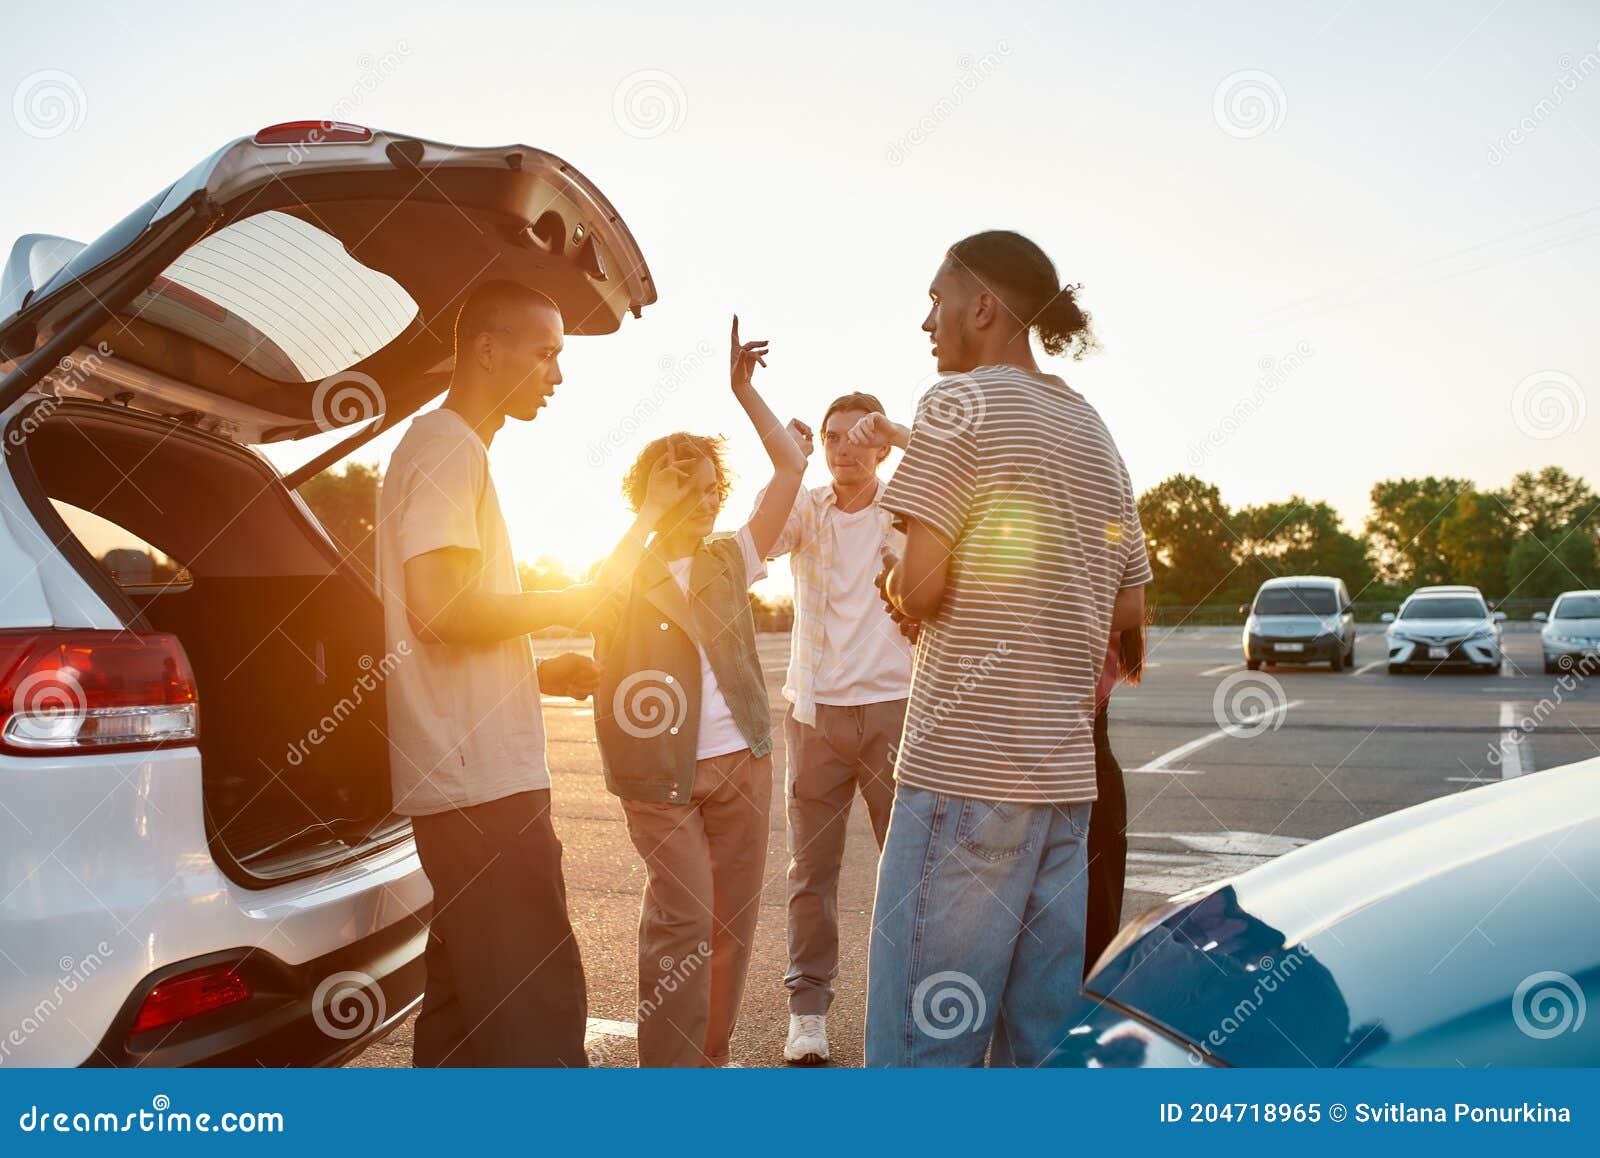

{"left": 0, "top": 123, "right": 654, "bottom": 1065}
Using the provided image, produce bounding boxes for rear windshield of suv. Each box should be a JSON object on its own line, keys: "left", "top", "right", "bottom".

{"left": 1553, "top": 595, "right": 1600, "bottom": 619}
{"left": 124, "top": 210, "right": 418, "bottom": 383}
{"left": 1400, "top": 596, "right": 1487, "bottom": 620}
{"left": 1254, "top": 587, "right": 1338, "bottom": 615}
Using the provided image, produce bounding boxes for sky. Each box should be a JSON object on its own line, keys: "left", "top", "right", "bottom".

{"left": 4, "top": 0, "right": 1599, "bottom": 597}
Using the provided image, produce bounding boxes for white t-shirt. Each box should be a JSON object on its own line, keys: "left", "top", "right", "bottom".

{"left": 813, "top": 504, "right": 913, "bottom": 705}
{"left": 664, "top": 525, "right": 768, "bottom": 760}
{"left": 377, "top": 408, "right": 549, "bottom": 816}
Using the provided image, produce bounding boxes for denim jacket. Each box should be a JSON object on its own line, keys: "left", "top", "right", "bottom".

{"left": 592, "top": 533, "right": 772, "bottom": 803}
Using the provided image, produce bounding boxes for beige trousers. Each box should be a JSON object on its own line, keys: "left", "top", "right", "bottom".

{"left": 620, "top": 747, "right": 773, "bottom": 1067}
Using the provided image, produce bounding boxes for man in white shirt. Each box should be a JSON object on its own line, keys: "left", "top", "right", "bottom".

{"left": 759, "top": 391, "right": 913, "bottom": 1064}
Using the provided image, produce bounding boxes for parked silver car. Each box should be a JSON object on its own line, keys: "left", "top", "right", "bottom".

{"left": 1241, "top": 575, "right": 1356, "bottom": 672}
{"left": 1536, "top": 590, "right": 1600, "bottom": 675}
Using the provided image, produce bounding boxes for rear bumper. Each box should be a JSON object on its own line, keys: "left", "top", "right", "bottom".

{"left": 86, "top": 909, "right": 426, "bottom": 1067}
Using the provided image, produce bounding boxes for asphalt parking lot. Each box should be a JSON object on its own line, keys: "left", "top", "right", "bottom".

{"left": 350, "top": 624, "right": 1600, "bottom": 1068}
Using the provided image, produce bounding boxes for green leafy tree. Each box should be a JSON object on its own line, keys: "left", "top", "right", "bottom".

{"left": 1363, "top": 476, "right": 1473, "bottom": 587}
{"left": 1437, "top": 490, "right": 1515, "bottom": 598}
{"left": 1502, "top": 467, "right": 1600, "bottom": 540}
{"left": 1234, "top": 497, "right": 1374, "bottom": 595}
{"left": 300, "top": 461, "right": 380, "bottom": 585}
{"left": 1506, "top": 531, "right": 1600, "bottom": 599}
{"left": 1137, "top": 475, "right": 1241, "bottom": 606}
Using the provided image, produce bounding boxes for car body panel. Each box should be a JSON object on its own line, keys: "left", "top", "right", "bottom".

{"left": 1057, "top": 760, "right": 1600, "bottom": 1067}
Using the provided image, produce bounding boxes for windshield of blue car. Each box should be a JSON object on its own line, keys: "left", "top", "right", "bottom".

{"left": 1553, "top": 595, "right": 1600, "bottom": 619}
{"left": 1253, "top": 588, "right": 1338, "bottom": 616}
{"left": 1400, "top": 597, "right": 1487, "bottom": 620}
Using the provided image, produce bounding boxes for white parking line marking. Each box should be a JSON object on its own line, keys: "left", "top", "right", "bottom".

{"left": 1128, "top": 700, "right": 1302, "bottom": 774}
{"left": 1122, "top": 831, "right": 1311, "bottom": 895}
{"left": 585, "top": 1018, "right": 637, "bottom": 1039}
{"left": 1498, "top": 700, "right": 1530, "bottom": 778}
{"left": 1199, "top": 663, "right": 1243, "bottom": 677}
{"left": 1354, "top": 658, "right": 1387, "bottom": 675}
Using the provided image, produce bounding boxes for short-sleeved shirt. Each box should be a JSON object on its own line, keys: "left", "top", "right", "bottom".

{"left": 880, "top": 366, "right": 1152, "bottom": 803}
{"left": 376, "top": 408, "right": 549, "bottom": 816}
{"left": 664, "top": 524, "right": 768, "bottom": 760}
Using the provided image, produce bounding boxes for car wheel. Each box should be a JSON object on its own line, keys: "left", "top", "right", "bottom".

{"left": 1246, "top": 659, "right": 1260, "bottom": 671}
{"left": 1329, "top": 652, "right": 1343, "bottom": 672}
{"left": 1344, "top": 646, "right": 1355, "bottom": 668}
{"left": 1387, "top": 663, "right": 1404, "bottom": 675}
{"left": 1544, "top": 658, "right": 1559, "bottom": 675}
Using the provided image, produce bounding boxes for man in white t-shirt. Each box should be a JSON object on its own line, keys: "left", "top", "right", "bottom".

{"left": 757, "top": 391, "right": 914, "bottom": 1064}
{"left": 378, "top": 280, "right": 685, "bottom": 1067}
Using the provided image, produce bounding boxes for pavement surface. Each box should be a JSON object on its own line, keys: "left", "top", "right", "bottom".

{"left": 349, "top": 624, "right": 1600, "bottom": 1068}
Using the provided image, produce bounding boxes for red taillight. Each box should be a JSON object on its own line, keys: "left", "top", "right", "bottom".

{"left": 130, "top": 966, "right": 251, "bottom": 1034}
{"left": 253, "top": 120, "right": 373, "bottom": 146}
{"left": 0, "top": 630, "right": 198, "bottom": 755}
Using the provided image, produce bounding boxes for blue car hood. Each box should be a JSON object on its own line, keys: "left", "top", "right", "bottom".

{"left": 1074, "top": 761, "right": 1600, "bottom": 1067}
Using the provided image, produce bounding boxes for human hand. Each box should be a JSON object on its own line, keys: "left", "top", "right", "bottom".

{"left": 847, "top": 412, "right": 900, "bottom": 449}
{"left": 787, "top": 418, "right": 815, "bottom": 458}
{"left": 729, "top": 314, "right": 769, "bottom": 391}
{"left": 538, "top": 652, "right": 604, "bottom": 701}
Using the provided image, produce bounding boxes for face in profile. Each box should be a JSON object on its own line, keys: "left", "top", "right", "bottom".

{"left": 492, "top": 299, "right": 565, "bottom": 422}
{"left": 922, "top": 259, "right": 977, "bottom": 374}
{"left": 822, "top": 408, "right": 885, "bottom": 486}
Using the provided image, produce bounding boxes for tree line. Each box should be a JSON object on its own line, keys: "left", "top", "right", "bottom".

{"left": 1139, "top": 466, "right": 1600, "bottom": 609}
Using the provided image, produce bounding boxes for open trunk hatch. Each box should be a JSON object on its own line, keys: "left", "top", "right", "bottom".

{"left": 0, "top": 123, "right": 656, "bottom": 443}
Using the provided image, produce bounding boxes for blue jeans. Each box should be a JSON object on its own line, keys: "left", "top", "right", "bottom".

{"left": 865, "top": 785, "right": 1092, "bottom": 1066}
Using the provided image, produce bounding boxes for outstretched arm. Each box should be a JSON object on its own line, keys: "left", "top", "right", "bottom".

{"left": 404, "top": 455, "right": 691, "bottom": 646}
{"left": 729, "top": 314, "right": 806, "bottom": 560}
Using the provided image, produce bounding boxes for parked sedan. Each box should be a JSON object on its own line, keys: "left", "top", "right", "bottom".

{"left": 1383, "top": 586, "right": 1504, "bottom": 674}
{"left": 1536, "top": 590, "right": 1600, "bottom": 675}
{"left": 1049, "top": 759, "right": 1599, "bottom": 1067}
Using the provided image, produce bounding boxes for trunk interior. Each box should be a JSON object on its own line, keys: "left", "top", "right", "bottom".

{"left": 19, "top": 401, "right": 407, "bottom": 883}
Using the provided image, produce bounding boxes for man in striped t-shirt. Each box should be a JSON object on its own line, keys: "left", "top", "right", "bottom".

{"left": 864, "top": 230, "right": 1150, "bottom": 1067}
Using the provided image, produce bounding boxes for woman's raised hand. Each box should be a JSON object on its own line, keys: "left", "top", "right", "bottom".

{"left": 730, "top": 314, "right": 769, "bottom": 391}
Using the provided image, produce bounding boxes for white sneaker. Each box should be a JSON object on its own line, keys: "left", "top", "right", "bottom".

{"left": 784, "top": 1013, "right": 829, "bottom": 1065}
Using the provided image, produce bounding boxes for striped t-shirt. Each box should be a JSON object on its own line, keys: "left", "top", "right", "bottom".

{"left": 880, "top": 366, "right": 1151, "bottom": 804}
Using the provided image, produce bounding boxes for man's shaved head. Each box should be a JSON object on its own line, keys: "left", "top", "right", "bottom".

{"left": 454, "top": 279, "right": 561, "bottom": 351}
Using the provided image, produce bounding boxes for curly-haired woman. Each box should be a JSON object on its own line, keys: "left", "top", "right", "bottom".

{"left": 590, "top": 317, "right": 807, "bottom": 1066}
